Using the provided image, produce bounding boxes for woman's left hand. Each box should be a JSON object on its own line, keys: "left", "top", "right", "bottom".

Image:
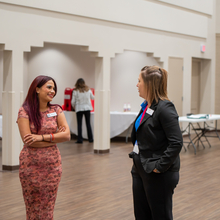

{"left": 57, "top": 126, "right": 66, "bottom": 133}
{"left": 153, "top": 168, "right": 161, "bottom": 173}
{"left": 23, "top": 134, "right": 42, "bottom": 145}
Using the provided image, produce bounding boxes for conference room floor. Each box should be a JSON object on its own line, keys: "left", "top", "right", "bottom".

{"left": 0, "top": 134, "right": 220, "bottom": 220}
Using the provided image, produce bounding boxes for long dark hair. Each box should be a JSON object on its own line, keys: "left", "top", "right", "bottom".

{"left": 75, "top": 78, "right": 89, "bottom": 92}
{"left": 22, "top": 75, "right": 58, "bottom": 132}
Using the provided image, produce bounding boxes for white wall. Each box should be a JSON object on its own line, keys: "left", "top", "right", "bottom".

{"left": 23, "top": 52, "right": 28, "bottom": 97}
{"left": 0, "top": 0, "right": 210, "bottom": 38}
{"left": 0, "top": 0, "right": 218, "bottom": 117}
{"left": 216, "top": 0, "right": 220, "bottom": 33}
{"left": 0, "top": 51, "right": 3, "bottom": 114}
{"left": 26, "top": 47, "right": 163, "bottom": 113}
{"left": 111, "top": 50, "right": 162, "bottom": 112}
{"left": 26, "top": 43, "right": 95, "bottom": 106}
{"left": 0, "top": 0, "right": 218, "bottom": 166}
{"left": 156, "top": 0, "right": 213, "bottom": 15}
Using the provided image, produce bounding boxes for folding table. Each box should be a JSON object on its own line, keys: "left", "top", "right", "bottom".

{"left": 179, "top": 114, "right": 220, "bottom": 154}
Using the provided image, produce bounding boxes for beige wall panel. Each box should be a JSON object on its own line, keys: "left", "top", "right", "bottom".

{"left": 168, "top": 57, "right": 183, "bottom": 116}
{"left": 157, "top": 0, "right": 213, "bottom": 15}
{"left": 191, "top": 60, "right": 201, "bottom": 114}
{"left": 216, "top": 0, "right": 220, "bottom": 33}
{"left": 111, "top": 51, "right": 162, "bottom": 112}
{"left": 26, "top": 43, "right": 95, "bottom": 107}
{"left": 0, "top": 0, "right": 217, "bottom": 141}
{"left": 215, "top": 35, "right": 220, "bottom": 114}
{"left": 0, "top": 51, "right": 2, "bottom": 114}
{"left": 0, "top": 0, "right": 208, "bottom": 38}
{"left": 200, "top": 59, "right": 212, "bottom": 114}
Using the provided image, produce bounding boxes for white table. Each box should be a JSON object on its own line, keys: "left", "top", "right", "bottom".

{"left": 0, "top": 112, "right": 138, "bottom": 140}
{"left": 179, "top": 114, "right": 220, "bottom": 154}
{"left": 64, "top": 111, "right": 138, "bottom": 139}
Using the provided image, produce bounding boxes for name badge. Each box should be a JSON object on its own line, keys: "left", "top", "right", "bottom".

{"left": 146, "top": 108, "right": 154, "bottom": 116}
{"left": 133, "top": 141, "right": 139, "bottom": 154}
{"left": 47, "top": 112, "right": 57, "bottom": 118}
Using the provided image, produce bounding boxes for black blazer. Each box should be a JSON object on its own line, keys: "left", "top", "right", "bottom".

{"left": 129, "top": 99, "right": 183, "bottom": 173}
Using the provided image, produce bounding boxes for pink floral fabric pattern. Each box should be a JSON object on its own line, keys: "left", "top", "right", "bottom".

{"left": 18, "top": 105, "right": 63, "bottom": 220}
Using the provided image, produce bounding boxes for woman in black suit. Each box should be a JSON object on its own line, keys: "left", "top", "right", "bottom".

{"left": 129, "top": 66, "right": 183, "bottom": 220}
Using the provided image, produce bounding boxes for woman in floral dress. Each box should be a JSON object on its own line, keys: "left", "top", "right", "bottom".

{"left": 17, "top": 75, "right": 70, "bottom": 220}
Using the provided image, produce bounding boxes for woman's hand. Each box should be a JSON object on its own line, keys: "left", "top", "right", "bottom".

{"left": 23, "top": 134, "right": 43, "bottom": 145}
{"left": 153, "top": 168, "right": 161, "bottom": 173}
{"left": 57, "top": 126, "right": 66, "bottom": 133}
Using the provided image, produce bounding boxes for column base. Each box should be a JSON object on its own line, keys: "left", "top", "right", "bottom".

{"left": 94, "top": 149, "right": 110, "bottom": 154}
{"left": 2, "top": 165, "right": 19, "bottom": 171}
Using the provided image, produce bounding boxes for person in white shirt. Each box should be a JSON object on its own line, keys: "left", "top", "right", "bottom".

{"left": 71, "top": 78, "right": 94, "bottom": 143}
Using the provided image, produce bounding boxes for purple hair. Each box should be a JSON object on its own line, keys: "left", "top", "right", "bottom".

{"left": 22, "top": 75, "right": 59, "bottom": 132}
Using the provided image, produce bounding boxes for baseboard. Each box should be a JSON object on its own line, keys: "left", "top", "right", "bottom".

{"left": 94, "top": 149, "right": 110, "bottom": 154}
{"left": 111, "top": 136, "right": 131, "bottom": 142}
{"left": 2, "top": 165, "right": 19, "bottom": 171}
{"left": 71, "top": 134, "right": 131, "bottom": 142}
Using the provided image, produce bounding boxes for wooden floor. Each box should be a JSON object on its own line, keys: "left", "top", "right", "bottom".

{"left": 0, "top": 134, "right": 220, "bottom": 220}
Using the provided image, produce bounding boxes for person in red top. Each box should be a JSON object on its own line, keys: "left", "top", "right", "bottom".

{"left": 71, "top": 78, "right": 94, "bottom": 143}
{"left": 17, "top": 75, "right": 70, "bottom": 219}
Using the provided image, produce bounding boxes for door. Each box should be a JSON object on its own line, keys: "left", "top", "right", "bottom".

{"left": 191, "top": 59, "right": 201, "bottom": 114}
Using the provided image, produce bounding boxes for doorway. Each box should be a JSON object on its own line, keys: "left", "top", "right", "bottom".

{"left": 191, "top": 59, "right": 201, "bottom": 114}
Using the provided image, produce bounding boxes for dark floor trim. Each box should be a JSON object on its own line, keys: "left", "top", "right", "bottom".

{"left": 111, "top": 136, "right": 131, "bottom": 142}
{"left": 71, "top": 134, "right": 131, "bottom": 143}
{"left": 2, "top": 165, "right": 19, "bottom": 171}
{"left": 94, "top": 149, "right": 110, "bottom": 154}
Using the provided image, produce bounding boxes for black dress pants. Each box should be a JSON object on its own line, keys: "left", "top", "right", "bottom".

{"left": 131, "top": 154, "right": 179, "bottom": 220}
{"left": 76, "top": 110, "right": 93, "bottom": 142}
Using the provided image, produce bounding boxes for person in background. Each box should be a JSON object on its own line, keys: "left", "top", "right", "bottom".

{"left": 71, "top": 78, "right": 94, "bottom": 144}
{"left": 129, "top": 66, "right": 183, "bottom": 220}
{"left": 17, "top": 75, "right": 70, "bottom": 219}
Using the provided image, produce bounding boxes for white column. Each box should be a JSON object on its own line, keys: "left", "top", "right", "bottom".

{"left": 2, "top": 50, "right": 24, "bottom": 170}
{"left": 93, "top": 56, "right": 111, "bottom": 153}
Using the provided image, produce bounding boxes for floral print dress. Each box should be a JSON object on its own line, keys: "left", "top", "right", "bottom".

{"left": 17, "top": 105, "right": 62, "bottom": 220}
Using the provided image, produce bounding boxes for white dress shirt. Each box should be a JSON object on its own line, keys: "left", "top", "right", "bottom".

{"left": 71, "top": 89, "right": 94, "bottom": 113}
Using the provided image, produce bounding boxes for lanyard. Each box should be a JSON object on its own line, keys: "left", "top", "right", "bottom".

{"left": 140, "top": 105, "right": 148, "bottom": 124}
